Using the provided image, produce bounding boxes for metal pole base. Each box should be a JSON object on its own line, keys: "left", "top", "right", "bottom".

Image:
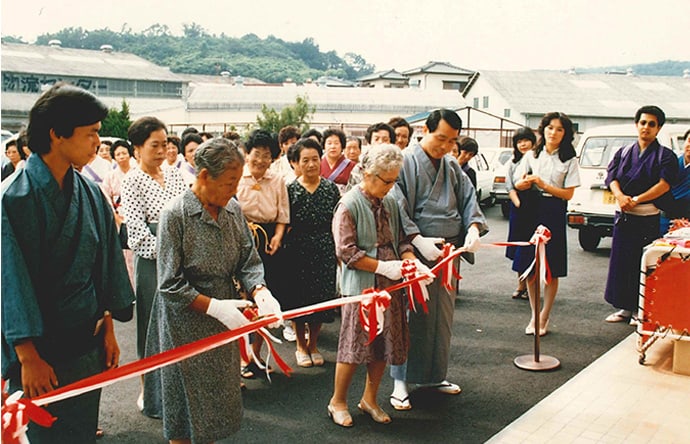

{"left": 514, "top": 354, "right": 561, "bottom": 371}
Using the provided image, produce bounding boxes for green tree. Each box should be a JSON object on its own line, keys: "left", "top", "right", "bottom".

{"left": 100, "top": 100, "right": 132, "bottom": 139}
{"left": 256, "top": 95, "right": 315, "bottom": 133}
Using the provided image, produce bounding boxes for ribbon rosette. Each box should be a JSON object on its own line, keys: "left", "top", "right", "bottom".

{"left": 2, "top": 382, "right": 55, "bottom": 444}
{"left": 519, "top": 224, "right": 552, "bottom": 285}
{"left": 358, "top": 289, "right": 392, "bottom": 345}
{"left": 401, "top": 259, "right": 431, "bottom": 313}
{"left": 437, "top": 244, "right": 463, "bottom": 291}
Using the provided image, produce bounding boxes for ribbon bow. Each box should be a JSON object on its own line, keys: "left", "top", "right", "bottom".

{"left": 238, "top": 307, "right": 293, "bottom": 380}
{"left": 358, "top": 289, "right": 392, "bottom": 345}
{"left": 519, "top": 224, "right": 552, "bottom": 285}
{"left": 2, "top": 383, "right": 55, "bottom": 444}
{"left": 401, "top": 259, "right": 431, "bottom": 313}
{"left": 437, "top": 244, "right": 463, "bottom": 291}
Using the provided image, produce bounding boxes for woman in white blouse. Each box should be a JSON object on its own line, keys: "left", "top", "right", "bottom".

{"left": 513, "top": 112, "right": 580, "bottom": 337}
{"left": 120, "top": 117, "right": 187, "bottom": 417}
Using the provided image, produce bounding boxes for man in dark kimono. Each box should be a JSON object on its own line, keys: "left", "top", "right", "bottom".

{"left": 389, "top": 109, "right": 488, "bottom": 410}
{"left": 2, "top": 83, "right": 135, "bottom": 443}
{"left": 603, "top": 105, "right": 679, "bottom": 323}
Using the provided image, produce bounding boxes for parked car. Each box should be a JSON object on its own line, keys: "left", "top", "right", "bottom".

{"left": 487, "top": 147, "right": 514, "bottom": 217}
{"left": 567, "top": 123, "right": 687, "bottom": 251}
{"left": 468, "top": 151, "right": 495, "bottom": 206}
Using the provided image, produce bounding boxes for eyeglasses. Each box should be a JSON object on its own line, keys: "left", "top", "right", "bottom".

{"left": 376, "top": 174, "right": 397, "bottom": 186}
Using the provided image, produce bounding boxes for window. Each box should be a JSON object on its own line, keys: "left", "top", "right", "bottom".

{"left": 443, "top": 81, "right": 464, "bottom": 91}
{"left": 473, "top": 97, "right": 479, "bottom": 108}
{"left": 579, "top": 137, "right": 636, "bottom": 167}
{"left": 482, "top": 96, "right": 489, "bottom": 108}
{"left": 504, "top": 108, "right": 511, "bottom": 118}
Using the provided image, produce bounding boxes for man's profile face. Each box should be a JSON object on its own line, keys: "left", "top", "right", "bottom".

{"left": 54, "top": 122, "right": 102, "bottom": 168}
{"left": 422, "top": 119, "right": 459, "bottom": 159}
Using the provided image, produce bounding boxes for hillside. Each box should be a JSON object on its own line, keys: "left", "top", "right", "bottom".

{"left": 576, "top": 60, "right": 690, "bottom": 76}
{"left": 1, "top": 24, "right": 374, "bottom": 83}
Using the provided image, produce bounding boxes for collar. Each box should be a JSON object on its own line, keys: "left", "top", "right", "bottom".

{"left": 242, "top": 164, "right": 273, "bottom": 180}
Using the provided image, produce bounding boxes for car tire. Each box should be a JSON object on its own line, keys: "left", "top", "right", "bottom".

{"left": 578, "top": 228, "right": 601, "bottom": 251}
{"left": 500, "top": 201, "right": 510, "bottom": 219}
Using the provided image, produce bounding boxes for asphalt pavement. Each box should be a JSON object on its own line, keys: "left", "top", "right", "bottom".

{"left": 97, "top": 204, "right": 634, "bottom": 443}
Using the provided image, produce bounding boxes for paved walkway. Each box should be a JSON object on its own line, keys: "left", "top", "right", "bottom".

{"left": 488, "top": 334, "right": 690, "bottom": 443}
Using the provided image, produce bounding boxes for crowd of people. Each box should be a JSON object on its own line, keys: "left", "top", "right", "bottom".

{"left": 2, "top": 82, "right": 688, "bottom": 443}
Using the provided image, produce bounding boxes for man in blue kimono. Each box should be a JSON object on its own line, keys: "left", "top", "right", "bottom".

{"left": 389, "top": 109, "right": 488, "bottom": 410}
{"left": 2, "top": 83, "right": 135, "bottom": 443}
{"left": 604, "top": 106, "right": 679, "bottom": 323}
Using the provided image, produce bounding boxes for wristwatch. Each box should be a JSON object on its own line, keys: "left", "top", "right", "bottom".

{"left": 632, "top": 196, "right": 639, "bottom": 203}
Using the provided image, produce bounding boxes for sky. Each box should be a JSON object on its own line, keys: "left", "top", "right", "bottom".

{"left": 2, "top": 0, "right": 688, "bottom": 73}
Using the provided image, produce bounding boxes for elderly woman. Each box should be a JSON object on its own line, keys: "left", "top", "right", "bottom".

{"left": 283, "top": 138, "right": 340, "bottom": 367}
{"left": 120, "top": 117, "right": 187, "bottom": 415}
{"left": 327, "top": 144, "right": 430, "bottom": 427}
{"left": 146, "top": 138, "right": 281, "bottom": 444}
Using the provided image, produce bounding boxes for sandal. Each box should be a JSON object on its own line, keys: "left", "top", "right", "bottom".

{"left": 428, "top": 381, "right": 461, "bottom": 395}
{"left": 295, "top": 350, "right": 313, "bottom": 367}
{"left": 327, "top": 404, "right": 353, "bottom": 427}
{"left": 310, "top": 352, "right": 325, "bottom": 366}
{"left": 358, "top": 399, "right": 391, "bottom": 424}
{"left": 240, "top": 364, "right": 256, "bottom": 379}
{"left": 511, "top": 288, "right": 528, "bottom": 300}
{"left": 389, "top": 395, "right": 412, "bottom": 411}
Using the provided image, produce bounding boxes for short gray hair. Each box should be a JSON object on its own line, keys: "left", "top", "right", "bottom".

{"left": 360, "top": 143, "right": 403, "bottom": 175}
{"left": 194, "top": 137, "right": 245, "bottom": 178}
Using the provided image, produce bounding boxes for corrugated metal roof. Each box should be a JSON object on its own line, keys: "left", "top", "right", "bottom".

{"left": 403, "top": 61, "right": 475, "bottom": 76}
{"left": 1, "top": 42, "right": 185, "bottom": 82}
{"left": 478, "top": 70, "right": 690, "bottom": 119}
{"left": 1, "top": 92, "right": 184, "bottom": 115}
{"left": 186, "top": 83, "right": 466, "bottom": 113}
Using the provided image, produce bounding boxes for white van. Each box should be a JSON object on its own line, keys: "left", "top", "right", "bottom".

{"left": 567, "top": 123, "right": 687, "bottom": 251}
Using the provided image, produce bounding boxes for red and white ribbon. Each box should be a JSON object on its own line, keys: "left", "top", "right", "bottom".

{"left": 437, "top": 244, "right": 463, "bottom": 291}
{"left": 518, "top": 225, "right": 552, "bottom": 285}
{"left": 358, "top": 289, "right": 392, "bottom": 344}
{"left": 401, "top": 259, "right": 431, "bottom": 313}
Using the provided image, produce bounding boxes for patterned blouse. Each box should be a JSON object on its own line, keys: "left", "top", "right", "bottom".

{"left": 121, "top": 167, "right": 187, "bottom": 259}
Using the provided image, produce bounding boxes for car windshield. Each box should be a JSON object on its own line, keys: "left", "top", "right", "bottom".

{"left": 579, "top": 137, "right": 637, "bottom": 167}
{"left": 497, "top": 150, "right": 512, "bottom": 166}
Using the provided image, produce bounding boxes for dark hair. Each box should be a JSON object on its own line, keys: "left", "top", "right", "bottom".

{"left": 100, "top": 139, "right": 113, "bottom": 147}
{"left": 128, "top": 116, "right": 167, "bottom": 147}
{"left": 512, "top": 127, "right": 536, "bottom": 163}
{"left": 426, "top": 108, "right": 462, "bottom": 133}
{"left": 199, "top": 131, "right": 213, "bottom": 141}
{"left": 302, "top": 128, "right": 323, "bottom": 145}
{"left": 346, "top": 136, "right": 362, "bottom": 149}
{"left": 246, "top": 129, "right": 280, "bottom": 158}
{"left": 278, "top": 125, "right": 301, "bottom": 145}
{"left": 683, "top": 128, "right": 690, "bottom": 141}
{"left": 27, "top": 82, "right": 108, "bottom": 154}
{"left": 16, "top": 131, "right": 29, "bottom": 155}
{"left": 110, "top": 139, "right": 133, "bottom": 158}
{"left": 223, "top": 131, "right": 241, "bottom": 141}
{"left": 322, "top": 128, "right": 346, "bottom": 150}
{"left": 167, "top": 135, "right": 181, "bottom": 154}
{"left": 634, "top": 105, "right": 666, "bottom": 127}
{"left": 292, "top": 137, "right": 323, "bottom": 161}
{"left": 457, "top": 136, "right": 478, "bottom": 154}
{"left": 388, "top": 116, "right": 411, "bottom": 136}
{"left": 181, "top": 133, "right": 204, "bottom": 152}
{"left": 365, "top": 122, "right": 396, "bottom": 144}
{"left": 180, "top": 127, "right": 199, "bottom": 138}
{"left": 5, "top": 139, "right": 27, "bottom": 161}
{"left": 534, "top": 112, "right": 576, "bottom": 162}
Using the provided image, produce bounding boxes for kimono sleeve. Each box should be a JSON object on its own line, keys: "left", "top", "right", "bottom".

{"left": 1, "top": 205, "right": 43, "bottom": 375}
{"left": 393, "top": 157, "right": 421, "bottom": 237}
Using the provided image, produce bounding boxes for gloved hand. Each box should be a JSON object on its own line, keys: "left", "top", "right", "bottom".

{"left": 254, "top": 287, "right": 283, "bottom": 328}
{"left": 411, "top": 235, "right": 444, "bottom": 261}
{"left": 463, "top": 225, "right": 481, "bottom": 253}
{"left": 413, "top": 259, "right": 435, "bottom": 286}
{"left": 206, "top": 298, "right": 253, "bottom": 330}
{"left": 375, "top": 260, "right": 404, "bottom": 280}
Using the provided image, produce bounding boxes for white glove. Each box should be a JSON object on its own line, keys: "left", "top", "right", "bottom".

{"left": 414, "top": 259, "right": 435, "bottom": 286}
{"left": 411, "top": 235, "right": 444, "bottom": 261}
{"left": 207, "top": 298, "right": 252, "bottom": 330}
{"left": 375, "top": 260, "right": 404, "bottom": 280}
{"left": 463, "top": 225, "right": 481, "bottom": 253}
{"left": 254, "top": 287, "right": 283, "bottom": 328}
